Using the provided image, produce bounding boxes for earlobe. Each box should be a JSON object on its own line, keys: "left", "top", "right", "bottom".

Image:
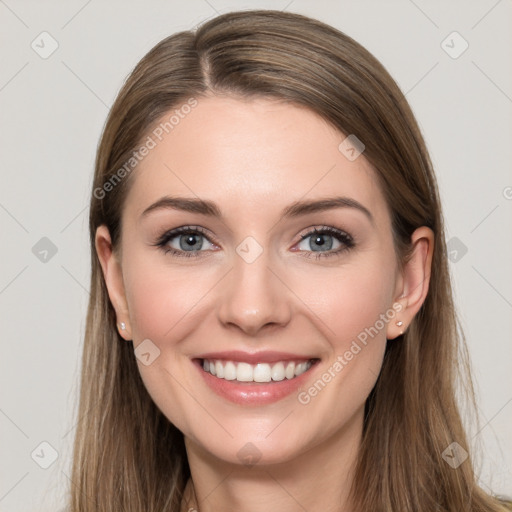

{"left": 386, "top": 298, "right": 408, "bottom": 340}
{"left": 95, "top": 225, "right": 132, "bottom": 340}
{"left": 386, "top": 226, "right": 434, "bottom": 340}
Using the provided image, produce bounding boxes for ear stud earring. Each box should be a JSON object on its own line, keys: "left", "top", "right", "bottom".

{"left": 396, "top": 321, "right": 403, "bottom": 327}
{"left": 119, "top": 322, "right": 126, "bottom": 331}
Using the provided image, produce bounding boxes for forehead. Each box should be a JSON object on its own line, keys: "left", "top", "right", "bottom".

{"left": 124, "top": 96, "right": 389, "bottom": 225}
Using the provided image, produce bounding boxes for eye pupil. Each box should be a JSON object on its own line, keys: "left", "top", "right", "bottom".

{"left": 181, "top": 234, "right": 202, "bottom": 250}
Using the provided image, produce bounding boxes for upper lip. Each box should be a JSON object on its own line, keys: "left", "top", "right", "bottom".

{"left": 195, "top": 351, "right": 318, "bottom": 365}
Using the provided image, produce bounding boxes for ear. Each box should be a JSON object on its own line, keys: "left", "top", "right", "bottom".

{"left": 386, "top": 226, "right": 434, "bottom": 340}
{"left": 95, "top": 225, "right": 132, "bottom": 340}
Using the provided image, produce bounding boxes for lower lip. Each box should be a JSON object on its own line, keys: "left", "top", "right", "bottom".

{"left": 193, "top": 359, "right": 319, "bottom": 405}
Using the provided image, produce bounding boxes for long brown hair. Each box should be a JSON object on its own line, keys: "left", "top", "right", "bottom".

{"left": 70, "top": 10, "right": 511, "bottom": 511}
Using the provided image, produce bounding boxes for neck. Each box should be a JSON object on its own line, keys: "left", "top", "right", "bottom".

{"left": 182, "top": 406, "right": 364, "bottom": 512}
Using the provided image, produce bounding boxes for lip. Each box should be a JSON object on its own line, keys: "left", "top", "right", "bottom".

{"left": 195, "top": 350, "right": 315, "bottom": 364}
{"left": 192, "top": 354, "right": 320, "bottom": 406}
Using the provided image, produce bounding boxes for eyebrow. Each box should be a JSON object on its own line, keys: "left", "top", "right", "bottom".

{"left": 141, "top": 196, "right": 373, "bottom": 223}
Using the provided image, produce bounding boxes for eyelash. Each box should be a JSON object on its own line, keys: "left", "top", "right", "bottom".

{"left": 153, "top": 225, "right": 355, "bottom": 260}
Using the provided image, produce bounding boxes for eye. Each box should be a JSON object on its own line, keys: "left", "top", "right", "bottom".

{"left": 295, "top": 226, "right": 355, "bottom": 259}
{"left": 154, "top": 226, "right": 217, "bottom": 258}
{"left": 154, "top": 225, "right": 355, "bottom": 260}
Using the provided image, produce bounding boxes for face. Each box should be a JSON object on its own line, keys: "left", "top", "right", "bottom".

{"left": 97, "top": 95, "right": 417, "bottom": 467}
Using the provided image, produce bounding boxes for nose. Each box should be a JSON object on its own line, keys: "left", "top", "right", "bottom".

{"left": 217, "top": 246, "right": 292, "bottom": 337}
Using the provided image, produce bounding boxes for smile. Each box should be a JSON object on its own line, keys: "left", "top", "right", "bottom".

{"left": 193, "top": 352, "right": 320, "bottom": 405}
{"left": 201, "top": 358, "right": 314, "bottom": 383}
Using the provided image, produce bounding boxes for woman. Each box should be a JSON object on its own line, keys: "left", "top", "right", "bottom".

{"left": 70, "top": 9, "right": 511, "bottom": 512}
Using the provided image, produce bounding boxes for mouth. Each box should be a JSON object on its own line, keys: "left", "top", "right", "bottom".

{"left": 199, "top": 358, "right": 317, "bottom": 383}
{"left": 192, "top": 352, "right": 320, "bottom": 405}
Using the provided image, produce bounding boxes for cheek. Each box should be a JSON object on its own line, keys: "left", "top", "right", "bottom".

{"left": 337, "top": 270, "right": 393, "bottom": 346}
{"left": 123, "top": 255, "right": 214, "bottom": 342}
{"left": 121, "top": 257, "right": 217, "bottom": 430}
{"left": 290, "top": 256, "right": 396, "bottom": 407}
{"left": 289, "top": 262, "right": 394, "bottom": 441}
{"left": 292, "top": 258, "right": 396, "bottom": 353}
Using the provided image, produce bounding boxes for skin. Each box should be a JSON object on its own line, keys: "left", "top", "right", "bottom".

{"left": 96, "top": 95, "right": 434, "bottom": 512}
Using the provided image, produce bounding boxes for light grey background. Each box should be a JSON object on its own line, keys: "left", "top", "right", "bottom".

{"left": 1, "top": 0, "right": 511, "bottom": 510}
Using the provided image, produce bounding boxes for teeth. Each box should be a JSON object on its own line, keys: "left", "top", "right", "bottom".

{"left": 224, "top": 361, "right": 237, "bottom": 380}
{"left": 237, "top": 362, "right": 253, "bottom": 382}
{"left": 202, "top": 359, "right": 313, "bottom": 382}
{"left": 285, "top": 362, "right": 295, "bottom": 379}
{"left": 294, "top": 362, "right": 308, "bottom": 376}
{"left": 253, "top": 363, "right": 271, "bottom": 383}
{"left": 271, "top": 362, "right": 285, "bottom": 381}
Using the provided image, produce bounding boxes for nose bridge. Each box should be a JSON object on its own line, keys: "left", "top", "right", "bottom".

{"left": 217, "top": 236, "right": 291, "bottom": 334}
